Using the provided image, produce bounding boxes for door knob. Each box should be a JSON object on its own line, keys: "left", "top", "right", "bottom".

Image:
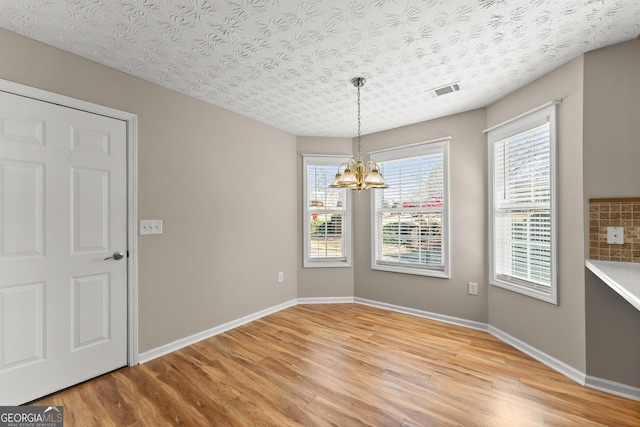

{"left": 104, "top": 251, "right": 125, "bottom": 261}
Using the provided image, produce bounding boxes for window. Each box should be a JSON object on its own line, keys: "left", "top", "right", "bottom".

{"left": 303, "top": 156, "right": 351, "bottom": 267}
{"left": 371, "top": 139, "right": 450, "bottom": 277}
{"left": 488, "top": 103, "right": 557, "bottom": 304}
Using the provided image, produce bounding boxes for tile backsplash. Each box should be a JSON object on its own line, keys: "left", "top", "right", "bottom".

{"left": 589, "top": 197, "right": 640, "bottom": 262}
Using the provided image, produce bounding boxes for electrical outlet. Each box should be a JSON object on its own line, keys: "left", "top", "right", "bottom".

{"left": 606, "top": 226, "right": 624, "bottom": 244}
{"left": 278, "top": 272, "right": 284, "bottom": 282}
{"left": 468, "top": 282, "right": 478, "bottom": 296}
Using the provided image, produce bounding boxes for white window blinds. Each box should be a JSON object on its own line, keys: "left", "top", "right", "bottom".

{"left": 371, "top": 139, "right": 450, "bottom": 278}
{"left": 488, "top": 103, "right": 557, "bottom": 303}
{"left": 303, "top": 156, "right": 351, "bottom": 267}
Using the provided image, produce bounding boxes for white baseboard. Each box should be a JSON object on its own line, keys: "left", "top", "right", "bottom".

{"left": 298, "top": 296, "right": 355, "bottom": 304}
{"left": 585, "top": 374, "right": 640, "bottom": 401}
{"left": 357, "top": 298, "right": 640, "bottom": 401}
{"left": 488, "top": 325, "right": 587, "bottom": 385}
{"left": 136, "top": 296, "right": 640, "bottom": 401}
{"left": 137, "top": 299, "right": 297, "bottom": 364}
{"left": 355, "top": 297, "right": 489, "bottom": 332}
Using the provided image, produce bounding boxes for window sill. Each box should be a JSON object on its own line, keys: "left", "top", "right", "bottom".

{"left": 490, "top": 278, "right": 556, "bottom": 304}
{"left": 304, "top": 261, "right": 351, "bottom": 268}
{"left": 372, "top": 263, "right": 449, "bottom": 278}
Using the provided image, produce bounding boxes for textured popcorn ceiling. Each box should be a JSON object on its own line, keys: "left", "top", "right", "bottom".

{"left": 0, "top": 0, "right": 638, "bottom": 137}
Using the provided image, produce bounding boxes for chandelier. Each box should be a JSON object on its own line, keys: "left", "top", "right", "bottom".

{"left": 329, "top": 77, "right": 388, "bottom": 191}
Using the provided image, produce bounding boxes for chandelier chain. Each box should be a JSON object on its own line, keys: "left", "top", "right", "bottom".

{"left": 357, "top": 82, "right": 362, "bottom": 159}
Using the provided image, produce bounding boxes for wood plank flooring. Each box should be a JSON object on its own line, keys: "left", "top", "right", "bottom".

{"left": 31, "top": 304, "right": 640, "bottom": 426}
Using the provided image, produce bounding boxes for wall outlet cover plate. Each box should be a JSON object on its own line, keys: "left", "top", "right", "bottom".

{"left": 606, "top": 226, "right": 624, "bottom": 245}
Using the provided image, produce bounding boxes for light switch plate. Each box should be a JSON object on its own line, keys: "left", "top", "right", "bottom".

{"left": 139, "top": 220, "right": 163, "bottom": 235}
{"left": 606, "top": 226, "right": 624, "bottom": 244}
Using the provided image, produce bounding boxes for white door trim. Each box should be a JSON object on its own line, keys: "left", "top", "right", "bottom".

{"left": 0, "top": 78, "right": 139, "bottom": 365}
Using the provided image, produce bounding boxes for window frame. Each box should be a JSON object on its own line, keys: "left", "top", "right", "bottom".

{"left": 487, "top": 103, "right": 558, "bottom": 304}
{"left": 302, "top": 155, "right": 352, "bottom": 268}
{"left": 370, "top": 138, "right": 451, "bottom": 278}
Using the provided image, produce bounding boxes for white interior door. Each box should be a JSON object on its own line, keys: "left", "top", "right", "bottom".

{"left": 0, "top": 90, "right": 128, "bottom": 405}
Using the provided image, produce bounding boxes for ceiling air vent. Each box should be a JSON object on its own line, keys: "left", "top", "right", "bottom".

{"left": 427, "top": 82, "right": 460, "bottom": 98}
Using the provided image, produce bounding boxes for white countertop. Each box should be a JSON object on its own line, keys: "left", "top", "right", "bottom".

{"left": 585, "top": 260, "right": 640, "bottom": 312}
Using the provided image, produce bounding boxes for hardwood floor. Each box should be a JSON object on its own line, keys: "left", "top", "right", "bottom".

{"left": 31, "top": 304, "right": 640, "bottom": 426}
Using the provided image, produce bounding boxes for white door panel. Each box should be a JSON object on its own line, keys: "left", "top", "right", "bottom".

{"left": 72, "top": 273, "right": 111, "bottom": 349}
{"left": 72, "top": 167, "right": 110, "bottom": 253}
{"left": 0, "top": 282, "right": 44, "bottom": 369}
{"left": 0, "top": 160, "right": 45, "bottom": 258}
{"left": 0, "top": 90, "right": 127, "bottom": 405}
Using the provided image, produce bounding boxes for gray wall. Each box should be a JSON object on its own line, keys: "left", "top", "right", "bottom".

{"left": 354, "top": 109, "right": 489, "bottom": 323}
{"left": 583, "top": 39, "right": 640, "bottom": 387}
{"left": 585, "top": 270, "right": 640, "bottom": 386}
{"left": 0, "top": 28, "right": 298, "bottom": 353}
{"left": 4, "top": 24, "right": 639, "bottom": 388}
{"left": 583, "top": 40, "right": 640, "bottom": 199}
{"left": 297, "top": 137, "right": 355, "bottom": 298}
{"left": 486, "top": 56, "right": 587, "bottom": 371}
